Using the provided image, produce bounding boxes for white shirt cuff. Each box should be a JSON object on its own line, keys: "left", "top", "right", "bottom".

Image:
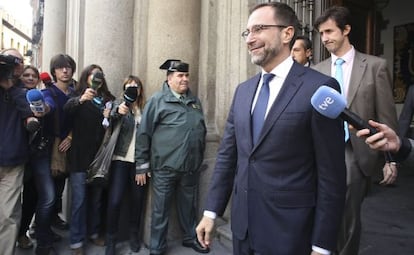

{"left": 312, "top": 245, "right": 331, "bottom": 255}
{"left": 203, "top": 210, "right": 217, "bottom": 219}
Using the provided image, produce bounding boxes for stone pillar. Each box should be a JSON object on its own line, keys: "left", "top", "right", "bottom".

{"left": 66, "top": 0, "right": 83, "bottom": 79}
{"left": 83, "top": 0, "right": 134, "bottom": 96}
{"left": 139, "top": 0, "right": 202, "bottom": 245}
{"left": 144, "top": 0, "right": 201, "bottom": 97}
{"left": 41, "top": 0, "right": 66, "bottom": 72}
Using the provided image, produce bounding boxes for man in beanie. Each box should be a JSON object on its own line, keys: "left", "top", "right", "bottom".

{"left": 135, "top": 59, "right": 208, "bottom": 255}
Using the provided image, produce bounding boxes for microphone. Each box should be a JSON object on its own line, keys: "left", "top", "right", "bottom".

{"left": 123, "top": 86, "right": 138, "bottom": 106}
{"left": 311, "top": 85, "right": 396, "bottom": 163}
{"left": 310, "top": 85, "right": 377, "bottom": 135}
{"left": 26, "top": 89, "right": 45, "bottom": 114}
{"left": 39, "top": 72, "right": 53, "bottom": 86}
{"left": 90, "top": 71, "right": 104, "bottom": 90}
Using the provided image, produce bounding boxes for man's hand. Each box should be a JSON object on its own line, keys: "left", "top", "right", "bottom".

{"left": 135, "top": 173, "right": 150, "bottom": 186}
{"left": 58, "top": 136, "right": 72, "bottom": 152}
{"left": 380, "top": 162, "right": 398, "bottom": 185}
{"left": 196, "top": 216, "right": 215, "bottom": 249}
{"left": 356, "top": 120, "right": 401, "bottom": 153}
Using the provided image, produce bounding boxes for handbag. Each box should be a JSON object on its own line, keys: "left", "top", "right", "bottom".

{"left": 48, "top": 88, "right": 68, "bottom": 177}
{"left": 50, "top": 137, "right": 67, "bottom": 176}
{"left": 87, "top": 120, "right": 122, "bottom": 185}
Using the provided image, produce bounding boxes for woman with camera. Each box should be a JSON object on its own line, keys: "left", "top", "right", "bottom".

{"left": 64, "top": 64, "right": 115, "bottom": 255}
{"left": 104, "top": 75, "right": 148, "bottom": 255}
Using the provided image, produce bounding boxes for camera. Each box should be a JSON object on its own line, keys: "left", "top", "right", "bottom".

{"left": 0, "top": 54, "right": 22, "bottom": 80}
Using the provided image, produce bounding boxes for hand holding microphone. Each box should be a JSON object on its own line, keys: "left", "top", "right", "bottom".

{"left": 26, "top": 89, "right": 46, "bottom": 116}
{"left": 117, "top": 102, "right": 129, "bottom": 115}
{"left": 80, "top": 88, "right": 96, "bottom": 103}
{"left": 311, "top": 85, "right": 396, "bottom": 167}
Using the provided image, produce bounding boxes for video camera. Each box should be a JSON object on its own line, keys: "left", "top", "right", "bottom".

{"left": 0, "top": 54, "right": 22, "bottom": 80}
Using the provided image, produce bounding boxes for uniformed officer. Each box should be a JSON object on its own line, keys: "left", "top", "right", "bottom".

{"left": 135, "top": 59, "right": 209, "bottom": 255}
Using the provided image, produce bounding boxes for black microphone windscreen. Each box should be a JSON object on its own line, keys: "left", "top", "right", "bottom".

{"left": 124, "top": 86, "right": 138, "bottom": 105}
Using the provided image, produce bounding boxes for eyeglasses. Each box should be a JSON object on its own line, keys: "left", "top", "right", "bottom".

{"left": 241, "top": 24, "right": 288, "bottom": 39}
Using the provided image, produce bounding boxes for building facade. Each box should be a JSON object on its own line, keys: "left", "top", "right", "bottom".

{"left": 30, "top": 0, "right": 414, "bottom": 246}
{"left": 0, "top": 8, "right": 32, "bottom": 62}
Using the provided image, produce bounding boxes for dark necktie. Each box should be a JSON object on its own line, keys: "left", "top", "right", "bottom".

{"left": 335, "top": 58, "right": 349, "bottom": 141}
{"left": 252, "top": 73, "right": 275, "bottom": 145}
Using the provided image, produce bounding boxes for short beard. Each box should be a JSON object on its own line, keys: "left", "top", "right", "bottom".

{"left": 251, "top": 47, "right": 277, "bottom": 67}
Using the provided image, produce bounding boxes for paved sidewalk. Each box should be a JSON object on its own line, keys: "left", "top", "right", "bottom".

{"left": 359, "top": 165, "right": 414, "bottom": 254}
{"left": 15, "top": 233, "right": 231, "bottom": 255}
{"left": 15, "top": 166, "right": 414, "bottom": 255}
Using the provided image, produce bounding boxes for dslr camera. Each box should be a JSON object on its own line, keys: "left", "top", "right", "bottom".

{"left": 0, "top": 54, "right": 22, "bottom": 80}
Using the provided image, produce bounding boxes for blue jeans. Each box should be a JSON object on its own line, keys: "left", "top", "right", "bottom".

{"left": 69, "top": 172, "right": 105, "bottom": 248}
{"left": 31, "top": 155, "right": 56, "bottom": 248}
{"left": 106, "top": 160, "right": 147, "bottom": 240}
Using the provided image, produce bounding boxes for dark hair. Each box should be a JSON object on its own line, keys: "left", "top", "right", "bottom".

{"left": 314, "top": 6, "right": 351, "bottom": 32}
{"left": 49, "top": 54, "right": 76, "bottom": 81}
{"left": 294, "top": 35, "right": 312, "bottom": 50}
{"left": 77, "top": 64, "right": 115, "bottom": 102}
{"left": 122, "top": 75, "right": 146, "bottom": 111}
{"left": 250, "top": 2, "right": 301, "bottom": 48}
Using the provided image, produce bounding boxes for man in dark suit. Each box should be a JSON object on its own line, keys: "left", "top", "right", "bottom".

{"left": 312, "top": 6, "right": 398, "bottom": 255}
{"left": 196, "top": 2, "right": 346, "bottom": 255}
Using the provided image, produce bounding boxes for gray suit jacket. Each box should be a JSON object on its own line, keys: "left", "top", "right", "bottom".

{"left": 313, "top": 51, "right": 398, "bottom": 176}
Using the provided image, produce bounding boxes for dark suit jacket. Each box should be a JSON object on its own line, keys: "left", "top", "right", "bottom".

{"left": 205, "top": 62, "right": 347, "bottom": 254}
{"left": 399, "top": 85, "right": 414, "bottom": 138}
{"left": 313, "top": 51, "right": 398, "bottom": 177}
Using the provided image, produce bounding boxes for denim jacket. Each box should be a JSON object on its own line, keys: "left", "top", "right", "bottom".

{"left": 110, "top": 100, "right": 137, "bottom": 157}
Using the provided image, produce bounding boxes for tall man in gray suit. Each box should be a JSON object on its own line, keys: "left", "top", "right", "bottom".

{"left": 313, "top": 6, "right": 398, "bottom": 255}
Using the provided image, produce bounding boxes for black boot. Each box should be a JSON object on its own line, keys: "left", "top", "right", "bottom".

{"left": 105, "top": 235, "right": 116, "bottom": 255}
{"left": 129, "top": 233, "right": 141, "bottom": 252}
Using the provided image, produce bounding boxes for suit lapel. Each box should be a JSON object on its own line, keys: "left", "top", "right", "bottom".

{"left": 347, "top": 51, "right": 366, "bottom": 107}
{"left": 253, "top": 63, "right": 305, "bottom": 150}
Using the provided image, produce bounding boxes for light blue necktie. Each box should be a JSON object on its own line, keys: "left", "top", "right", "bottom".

{"left": 252, "top": 73, "right": 275, "bottom": 145}
{"left": 335, "top": 58, "right": 349, "bottom": 141}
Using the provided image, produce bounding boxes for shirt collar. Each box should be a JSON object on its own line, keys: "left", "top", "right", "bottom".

{"left": 331, "top": 46, "right": 355, "bottom": 65}
{"left": 262, "top": 56, "right": 294, "bottom": 78}
{"left": 170, "top": 88, "right": 185, "bottom": 100}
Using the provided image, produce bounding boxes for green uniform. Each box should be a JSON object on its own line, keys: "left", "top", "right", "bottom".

{"left": 135, "top": 82, "right": 206, "bottom": 254}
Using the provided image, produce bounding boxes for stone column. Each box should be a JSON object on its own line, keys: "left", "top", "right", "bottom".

{"left": 83, "top": 0, "right": 134, "bottom": 96}
{"left": 139, "top": 0, "right": 202, "bottom": 244}
{"left": 144, "top": 0, "right": 201, "bottom": 97}
{"left": 41, "top": 0, "right": 66, "bottom": 72}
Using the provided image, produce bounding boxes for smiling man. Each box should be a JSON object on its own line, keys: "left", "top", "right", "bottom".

{"left": 196, "top": 2, "right": 346, "bottom": 255}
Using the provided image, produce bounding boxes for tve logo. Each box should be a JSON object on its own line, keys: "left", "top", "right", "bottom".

{"left": 318, "top": 96, "right": 334, "bottom": 110}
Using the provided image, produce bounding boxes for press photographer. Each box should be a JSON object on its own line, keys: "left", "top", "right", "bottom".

{"left": 0, "top": 48, "right": 35, "bottom": 255}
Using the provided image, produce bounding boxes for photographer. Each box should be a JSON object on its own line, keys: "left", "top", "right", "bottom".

{"left": 0, "top": 48, "right": 35, "bottom": 255}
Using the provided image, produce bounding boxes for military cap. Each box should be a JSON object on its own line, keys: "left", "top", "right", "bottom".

{"left": 159, "top": 59, "right": 189, "bottom": 72}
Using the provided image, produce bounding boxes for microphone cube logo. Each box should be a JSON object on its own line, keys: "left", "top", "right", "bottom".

{"left": 311, "top": 85, "right": 347, "bottom": 119}
{"left": 30, "top": 100, "right": 45, "bottom": 113}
